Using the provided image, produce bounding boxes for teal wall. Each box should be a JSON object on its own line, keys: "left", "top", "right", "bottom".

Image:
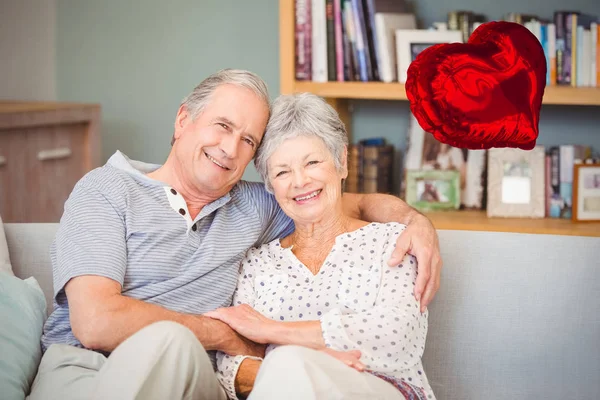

{"left": 57, "top": 0, "right": 600, "bottom": 185}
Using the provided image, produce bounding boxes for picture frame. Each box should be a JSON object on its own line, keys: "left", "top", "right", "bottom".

{"left": 572, "top": 163, "right": 600, "bottom": 222}
{"left": 395, "top": 29, "right": 463, "bottom": 83}
{"left": 486, "top": 146, "right": 546, "bottom": 218}
{"left": 405, "top": 169, "right": 461, "bottom": 212}
{"left": 403, "top": 115, "right": 487, "bottom": 209}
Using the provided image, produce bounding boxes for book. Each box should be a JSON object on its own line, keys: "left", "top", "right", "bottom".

{"left": 373, "top": 13, "right": 416, "bottom": 82}
{"left": 295, "top": 0, "right": 312, "bottom": 80}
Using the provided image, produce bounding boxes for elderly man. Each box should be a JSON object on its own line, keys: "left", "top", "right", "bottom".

{"left": 28, "top": 69, "right": 442, "bottom": 400}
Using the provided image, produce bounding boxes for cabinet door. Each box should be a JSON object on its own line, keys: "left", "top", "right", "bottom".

{"left": 24, "top": 123, "right": 88, "bottom": 222}
{"left": 0, "top": 131, "right": 29, "bottom": 222}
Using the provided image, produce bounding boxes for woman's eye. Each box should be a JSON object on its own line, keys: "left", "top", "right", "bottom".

{"left": 218, "top": 123, "right": 228, "bottom": 130}
{"left": 275, "top": 171, "right": 287, "bottom": 177}
{"left": 307, "top": 160, "right": 319, "bottom": 166}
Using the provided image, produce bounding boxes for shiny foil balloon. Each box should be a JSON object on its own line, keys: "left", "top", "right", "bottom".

{"left": 405, "top": 21, "right": 547, "bottom": 150}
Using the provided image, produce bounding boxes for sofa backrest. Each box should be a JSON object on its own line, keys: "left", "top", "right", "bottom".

{"left": 4, "top": 223, "right": 600, "bottom": 399}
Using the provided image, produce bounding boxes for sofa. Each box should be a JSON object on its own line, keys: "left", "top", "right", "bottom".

{"left": 2, "top": 222, "right": 600, "bottom": 399}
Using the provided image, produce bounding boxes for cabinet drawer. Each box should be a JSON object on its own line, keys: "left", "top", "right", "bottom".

{"left": 0, "top": 123, "right": 88, "bottom": 222}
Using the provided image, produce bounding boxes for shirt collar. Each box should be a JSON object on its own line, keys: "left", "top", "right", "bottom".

{"left": 106, "top": 150, "right": 232, "bottom": 220}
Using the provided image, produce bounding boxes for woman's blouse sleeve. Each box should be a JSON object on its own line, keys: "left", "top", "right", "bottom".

{"left": 216, "top": 248, "right": 263, "bottom": 400}
{"left": 319, "top": 228, "right": 428, "bottom": 374}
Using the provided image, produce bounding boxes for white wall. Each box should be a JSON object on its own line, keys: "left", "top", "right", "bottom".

{"left": 0, "top": 0, "right": 56, "bottom": 101}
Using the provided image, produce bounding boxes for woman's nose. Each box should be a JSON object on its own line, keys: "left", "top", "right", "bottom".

{"left": 292, "top": 170, "right": 310, "bottom": 187}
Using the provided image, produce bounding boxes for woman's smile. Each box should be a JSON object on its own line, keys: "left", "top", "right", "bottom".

{"left": 293, "top": 189, "right": 322, "bottom": 203}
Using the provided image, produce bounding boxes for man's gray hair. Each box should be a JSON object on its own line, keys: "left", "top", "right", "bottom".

{"left": 172, "top": 69, "right": 270, "bottom": 145}
{"left": 254, "top": 92, "right": 348, "bottom": 193}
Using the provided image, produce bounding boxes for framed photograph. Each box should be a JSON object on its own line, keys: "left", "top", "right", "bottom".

{"left": 403, "top": 115, "right": 487, "bottom": 209}
{"left": 572, "top": 163, "right": 600, "bottom": 222}
{"left": 487, "top": 146, "right": 546, "bottom": 218}
{"left": 395, "top": 29, "right": 463, "bottom": 83}
{"left": 405, "top": 170, "right": 460, "bottom": 212}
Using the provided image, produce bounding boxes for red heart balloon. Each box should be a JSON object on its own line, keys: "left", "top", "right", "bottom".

{"left": 405, "top": 21, "right": 547, "bottom": 150}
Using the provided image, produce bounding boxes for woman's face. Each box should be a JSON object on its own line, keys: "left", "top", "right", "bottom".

{"left": 268, "top": 135, "right": 347, "bottom": 225}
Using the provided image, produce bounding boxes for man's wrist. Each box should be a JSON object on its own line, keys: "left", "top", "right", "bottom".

{"left": 235, "top": 358, "right": 262, "bottom": 398}
{"left": 405, "top": 208, "right": 427, "bottom": 226}
{"left": 185, "top": 315, "right": 235, "bottom": 351}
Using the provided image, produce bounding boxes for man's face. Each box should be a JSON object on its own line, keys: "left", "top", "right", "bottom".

{"left": 172, "top": 84, "right": 269, "bottom": 197}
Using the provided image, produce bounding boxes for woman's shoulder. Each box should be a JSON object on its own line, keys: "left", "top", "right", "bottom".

{"left": 359, "top": 221, "right": 408, "bottom": 238}
{"left": 242, "top": 238, "right": 284, "bottom": 266}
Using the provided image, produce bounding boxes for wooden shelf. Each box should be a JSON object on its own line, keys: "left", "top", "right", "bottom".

{"left": 291, "top": 81, "right": 600, "bottom": 106}
{"left": 424, "top": 210, "right": 600, "bottom": 237}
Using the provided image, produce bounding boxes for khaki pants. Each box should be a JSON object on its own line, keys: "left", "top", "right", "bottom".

{"left": 27, "top": 321, "right": 227, "bottom": 400}
{"left": 249, "top": 345, "right": 406, "bottom": 400}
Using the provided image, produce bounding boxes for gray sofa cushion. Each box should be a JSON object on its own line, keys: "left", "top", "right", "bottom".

{"left": 5, "top": 224, "right": 57, "bottom": 317}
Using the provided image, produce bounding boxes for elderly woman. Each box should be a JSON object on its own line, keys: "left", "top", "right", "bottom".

{"left": 206, "top": 93, "right": 435, "bottom": 400}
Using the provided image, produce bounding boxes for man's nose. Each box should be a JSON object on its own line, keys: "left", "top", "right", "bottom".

{"left": 220, "top": 134, "right": 238, "bottom": 159}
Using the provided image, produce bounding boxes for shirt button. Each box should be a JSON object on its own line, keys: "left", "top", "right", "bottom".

{"left": 179, "top": 208, "right": 186, "bottom": 215}
{"left": 192, "top": 224, "right": 197, "bottom": 232}
{"left": 170, "top": 188, "right": 177, "bottom": 195}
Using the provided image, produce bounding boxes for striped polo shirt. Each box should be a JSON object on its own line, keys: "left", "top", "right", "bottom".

{"left": 41, "top": 151, "right": 294, "bottom": 365}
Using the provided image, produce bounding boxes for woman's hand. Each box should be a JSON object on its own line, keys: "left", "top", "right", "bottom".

{"left": 321, "top": 348, "right": 366, "bottom": 372}
{"left": 204, "top": 304, "right": 277, "bottom": 344}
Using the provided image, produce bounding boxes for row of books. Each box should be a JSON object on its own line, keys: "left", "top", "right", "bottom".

{"left": 295, "top": 1, "right": 600, "bottom": 87}
{"left": 295, "top": 0, "right": 413, "bottom": 83}
{"left": 345, "top": 138, "right": 394, "bottom": 194}
{"left": 451, "top": 10, "right": 600, "bottom": 88}
{"left": 545, "top": 145, "right": 593, "bottom": 218}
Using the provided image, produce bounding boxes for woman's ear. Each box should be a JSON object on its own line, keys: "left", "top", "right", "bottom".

{"left": 341, "top": 145, "right": 349, "bottom": 179}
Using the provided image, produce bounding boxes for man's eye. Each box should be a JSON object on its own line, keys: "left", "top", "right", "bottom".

{"left": 243, "top": 138, "right": 255, "bottom": 147}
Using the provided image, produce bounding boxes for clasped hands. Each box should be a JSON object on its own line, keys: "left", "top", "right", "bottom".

{"left": 204, "top": 304, "right": 366, "bottom": 372}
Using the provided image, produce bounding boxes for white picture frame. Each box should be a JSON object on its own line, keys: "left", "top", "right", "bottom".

{"left": 573, "top": 163, "right": 600, "bottom": 221}
{"left": 395, "top": 29, "right": 463, "bottom": 83}
{"left": 486, "top": 146, "right": 546, "bottom": 218}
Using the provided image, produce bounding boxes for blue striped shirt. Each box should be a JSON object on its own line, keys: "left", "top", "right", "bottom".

{"left": 41, "top": 151, "right": 294, "bottom": 365}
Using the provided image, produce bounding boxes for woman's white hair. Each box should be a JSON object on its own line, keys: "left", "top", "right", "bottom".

{"left": 172, "top": 69, "right": 270, "bottom": 145}
{"left": 254, "top": 92, "right": 348, "bottom": 193}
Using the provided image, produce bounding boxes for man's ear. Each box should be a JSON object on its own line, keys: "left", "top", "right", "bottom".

{"left": 341, "top": 145, "right": 349, "bottom": 179}
{"left": 173, "top": 105, "right": 190, "bottom": 141}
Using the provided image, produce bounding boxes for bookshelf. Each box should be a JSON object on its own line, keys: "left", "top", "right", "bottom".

{"left": 278, "top": 0, "right": 600, "bottom": 237}
{"left": 291, "top": 81, "right": 600, "bottom": 105}
{"left": 425, "top": 210, "right": 600, "bottom": 237}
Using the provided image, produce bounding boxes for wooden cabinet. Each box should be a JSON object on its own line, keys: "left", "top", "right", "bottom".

{"left": 0, "top": 102, "right": 101, "bottom": 222}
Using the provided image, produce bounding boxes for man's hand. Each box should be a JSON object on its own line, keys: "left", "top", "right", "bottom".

{"left": 387, "top": 213, "right": 442, "bottom": 312}
{"left": 341, "top": 192, "right": 443, "bottom": 312}
{"left": 204, "top": 304, "right": 276, "bottom": 345}
{"left": 205, "top": 316, "right": 266, "bottom": 357}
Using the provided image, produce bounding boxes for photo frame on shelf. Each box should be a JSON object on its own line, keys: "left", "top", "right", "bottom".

{"left": 395, "top": 29, "right": 463, "bottom": 83}
{"left": 405, "top": 169, "right": 460, "bottom": 212}
{"left": 487, "top": 146, "right": 545, "bottom": 218}
{"left": 572, "top": 163, "right": 600, "bottom": 222}
{"left": 402, "top": 115, "right": 487, "bottom": 209}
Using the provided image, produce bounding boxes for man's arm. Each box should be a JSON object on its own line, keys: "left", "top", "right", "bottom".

{"left": 234, "top": 358, "right": 262, "bottom": 399}
{"left": 341, "top": 192, "right": 442, "bottom": 311}
{"left": 341, "top": 192, "right": 421, "bottom": 224}
{"left": 66, "top": 275, "right": 263, "bottom": 356}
